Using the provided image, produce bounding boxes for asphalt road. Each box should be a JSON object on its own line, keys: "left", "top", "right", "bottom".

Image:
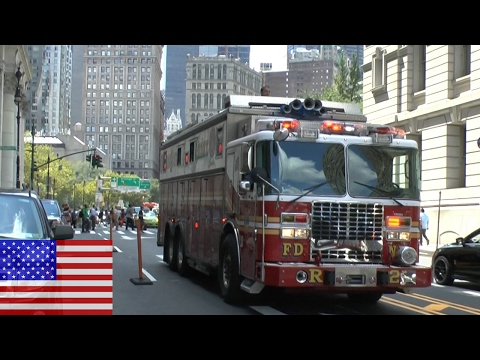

{"left": 73, "top": 224, "right": 480, "bottom": 315}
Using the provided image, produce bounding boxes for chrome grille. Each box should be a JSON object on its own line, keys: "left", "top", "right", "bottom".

{"left": 311, "top": 202, "right": 384, "bottom": 263}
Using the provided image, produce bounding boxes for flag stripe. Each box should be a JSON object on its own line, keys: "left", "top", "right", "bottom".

{"left": 56, "top": 257, "right": 112, "bottom": 263}
{"left": 0, "top": 309, "right": 112, "bottom": 315}
{"left": 58, "top": 269, "right": 112, "bottom": 275}
{"left": 0, "top": 297, "right": 112, "bottom": 303}
{"left": 0, "top": 303, "right": 112, "bottom": 309}
{"left": 1, "top": 239, "right": 113, "bottom": 315}
{"left": 56, "top": 275, "right": 112, "bottom": 280}
{"left": 0, "top": 291, "right": 112, "bottom": 298}
{"left": 57, "top": 262, "right": 112, "bottom": 269}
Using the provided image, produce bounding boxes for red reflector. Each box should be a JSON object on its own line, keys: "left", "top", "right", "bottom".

{"left": 295, "top": 215, "right": 307, "bottom": 223}
{"left": 222, "top": 217, "right": 227, "bottom": 223}
{"left": 218, "top": 143, "right": 223, "bottom": 155}
{"left": 171, "top": 218, "right": 175, "bottom": 223}
{"left": 321, "top": 121, "right": 344, "bottom": 133}
{"left": 194, "top": 221, "right": 199, "bottom": 229}
{"left": 185, "top": 154, "right": 189, "bottom": 164}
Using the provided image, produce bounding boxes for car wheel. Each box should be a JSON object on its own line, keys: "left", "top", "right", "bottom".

{"left": 433, "top": 256, "right": 454, "bottom": 285}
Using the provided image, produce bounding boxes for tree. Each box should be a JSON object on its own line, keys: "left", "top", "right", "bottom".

{"left": 301, "top": 50, "right": 363, "bottom": 111}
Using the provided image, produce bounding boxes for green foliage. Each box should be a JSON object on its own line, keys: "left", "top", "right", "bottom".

{"left": 301, "top": 51, "right": 363, "bottom": 111}
{"left": 24, "top": 142, "right": 159, "bottom": 210}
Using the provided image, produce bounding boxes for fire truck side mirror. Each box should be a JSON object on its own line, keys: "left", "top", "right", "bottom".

{"left": 274, "top": 128, "right": 289, "bottom": 141}
{"left": 250, "top": 167, "right": 268, "bottom": 184}
{"left": 239, "top": 181, "right": 252, "bottom": 195}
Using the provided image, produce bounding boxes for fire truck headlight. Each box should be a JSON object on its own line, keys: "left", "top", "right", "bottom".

{"left": 386, "top": 231, "right": 410, "bottom": 241}
{"left": 281, "top": 228, "right": 309, "bottom": 239}
{"left": 395, "top": 246, "right": 417, "bottom": 266}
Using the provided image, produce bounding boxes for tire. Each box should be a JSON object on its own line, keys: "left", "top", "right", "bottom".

{"left": 218, "top": 233, "right": 244, "bottom": 304}
{"left": 168, "top": 230, "right": 177, "bottom": 272}
{"left": 347, "top": 292, "right": 383, "bottom": 304}
{"left": 433, "top": 255, "right": 454, "bottom": 285}
{"left": 176, "top": 232, "right": 190, "bottom": 277}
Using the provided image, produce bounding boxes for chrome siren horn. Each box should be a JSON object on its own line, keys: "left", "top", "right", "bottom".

{"left": 303, "top": 98, "right": 315, "bottom": 111}
{"left": 291, "top": 99, "right": 303, "bottom": 111}
{"left": 280, "top": 104, "right": 292, "bottom": 114}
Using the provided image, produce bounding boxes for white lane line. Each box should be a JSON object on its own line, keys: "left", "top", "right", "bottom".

{"left": 113, "top": 246, "right": 122, "bottom": 253}
{"left": 463, "top": 291, "right": 480, "bottom": 297}
{"left": 249, "top": 306, "right": 287, "bottom": 315}
{"left": 142, "top": 268, "right": 156, "bottom": 281}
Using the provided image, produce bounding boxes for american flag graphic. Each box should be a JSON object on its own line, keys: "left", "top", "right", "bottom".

{"left": 0, "top": 239, "right": 112, "bottom": 315}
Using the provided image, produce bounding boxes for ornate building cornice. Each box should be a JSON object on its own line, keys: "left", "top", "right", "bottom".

{"left": 3, "top": 72, "right": 18, "bottom": 94}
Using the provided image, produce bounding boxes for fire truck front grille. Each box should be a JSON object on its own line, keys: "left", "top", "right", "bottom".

{"left": 311, "top": 202, "right": 384, "bottom": 263}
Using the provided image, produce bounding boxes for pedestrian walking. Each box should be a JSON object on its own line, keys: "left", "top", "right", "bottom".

{"left": 125, "top": 204, "right": 134, "bottom": 230}
{"left": 81, "top": 205, "right": 89, "bottom": 233}
{"left": 420, "top": 208, "right": 430, "bottom": 246}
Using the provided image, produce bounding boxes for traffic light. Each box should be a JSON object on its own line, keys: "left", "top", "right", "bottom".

{"left": 33, "top": 161, "right": 38, "bottom": 172}
{"left": 86, "top": 153, "right": 92, "bottom": 164}
{"left": 95, "top": 154, "right": 103, "bottom": 168}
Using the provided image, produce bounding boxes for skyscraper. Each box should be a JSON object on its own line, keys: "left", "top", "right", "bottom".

{"left": 74, "top": 45, "right": 164, "bottom": 179}
{"left": 26, "top": 45, "right": 73, "bottom": 135}
{"left": 165, "top": 45, "right": 199, "bottom": 127}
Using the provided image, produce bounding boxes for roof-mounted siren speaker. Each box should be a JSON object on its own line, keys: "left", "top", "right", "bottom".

{"left": 280, "top": 103, "right": 292, "bottom": 114}
{"left": 291, "top": 99, "right": 303, "bottom": 111}
{"left": 303, "top": 98, "right": 315, "bottom": 111}
{"left": 314, "top": 99, "right": 323, "bottom": 111}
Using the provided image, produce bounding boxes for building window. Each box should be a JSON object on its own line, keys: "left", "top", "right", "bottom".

{"left": 372, "top": 47, "right": 385, "bottom": 89}
{"left": 454, "top": 45, "right": 471, "bottom": 80}
{"left": 413, "top": 45, "right": 426, "bottom": 92}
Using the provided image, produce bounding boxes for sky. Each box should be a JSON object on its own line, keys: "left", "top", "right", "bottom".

{"left": 160, "top": 45, "right": 288, "bottom": 90}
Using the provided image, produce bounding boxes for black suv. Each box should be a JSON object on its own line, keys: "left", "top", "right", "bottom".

{"left": 0, "top": 188, "right": 74, "bottom": 240}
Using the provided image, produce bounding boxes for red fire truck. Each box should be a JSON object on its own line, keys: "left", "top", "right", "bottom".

{"left": 157, "top": 95, "right": 432, "bottom": 304}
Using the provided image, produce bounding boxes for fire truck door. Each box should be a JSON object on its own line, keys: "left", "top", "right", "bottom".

{"left": 203, "top": 177, "right": 214, "bottom": 263}
{"left": 189, "top": 179, "right": 201, "bottom": 258}
{"left": 238, "top": 144, "right": 257, "bottom": 280}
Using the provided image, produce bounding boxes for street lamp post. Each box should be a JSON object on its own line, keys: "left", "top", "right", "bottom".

{"left": 46, "top": 154, "right": 50, "bottom": 199}
{"left": 14, "top": 66, "right": 22, "bottom": 189}
{"left": 30, "top": 125, "right": 36, "bottom": 190}
{"left": 83, "top": 180, "right": 86, "bottom": 205}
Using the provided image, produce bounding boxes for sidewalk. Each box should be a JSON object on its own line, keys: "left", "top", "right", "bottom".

{"left": 418, "top": 243, "right": 438, "bottom": 255}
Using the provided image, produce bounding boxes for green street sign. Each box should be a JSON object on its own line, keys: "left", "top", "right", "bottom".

{"left": 0, "top": 145, "right": 17, "bottom": 151}
{"left": 118, "top": 177, "right": 140, "bottom": 187}
{"left": 140, "top": 180, "right": 151, "bottom": 190}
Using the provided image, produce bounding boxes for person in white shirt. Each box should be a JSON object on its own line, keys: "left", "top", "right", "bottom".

{"left": 89, "top": 205, "right": 98, "bottom": 231}
{"left": 420, "top": 208, "right": 430, "bottom": 246}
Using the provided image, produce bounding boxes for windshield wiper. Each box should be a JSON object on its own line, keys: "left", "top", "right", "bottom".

{"left": 353, "top": 181, "right": 404, "bottom": 206}
{"left": 290, "top": 181, "right": 329, "bottom": 203}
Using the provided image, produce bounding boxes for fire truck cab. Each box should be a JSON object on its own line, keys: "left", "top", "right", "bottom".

{"left": 157, "top": 95, "right": 432, "bottom": 304}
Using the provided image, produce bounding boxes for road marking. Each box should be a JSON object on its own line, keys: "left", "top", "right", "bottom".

{"left": 399, "top": 292, "right": 480, "bottom": 315}
{"left": 156, "top": 255, "right": 163, "bottom": 260}
{"left": 142, "top": 268, "right": 156, "bottom": 281}
{"left": 249, "top": 306, "right": 286, "bottom": 315}
{"left": 463, "top": 291, "right": 480, "bottom": 297}
{"left": 113, "top": 246, "right": 122, "bottom": 252}
{"left": 424, "top": 303, "right": 448, "bottom": 311}
{"left": 381, "top": 297, "right": 445, "bottom": 315}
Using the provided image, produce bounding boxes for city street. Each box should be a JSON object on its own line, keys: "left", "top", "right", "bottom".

{"left": 71, "top": 224, "right": 480, "bottom": 315}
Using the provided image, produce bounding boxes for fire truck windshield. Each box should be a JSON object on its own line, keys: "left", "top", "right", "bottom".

{"left": 257, "top": 140, "right": 420, "bottom": 200}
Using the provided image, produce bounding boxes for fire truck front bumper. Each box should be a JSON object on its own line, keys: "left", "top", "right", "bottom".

{"left": 261, "top": 263, "right": 432, "bottom": 290}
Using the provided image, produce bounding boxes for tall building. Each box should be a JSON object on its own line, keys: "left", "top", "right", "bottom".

{"left": 265, "top": 47, "right": 338, "bottom": 97}
{"left": 288, "top": 45, "right": 363, "bottom": 63}
{"left": 73, "top": 45, "right": 164, "bottom": 179}
{"left": 185, "top": 54, "right": 262, "bottom": 125}
{"left": 164, "top": 109, "right": 182, "bottom": 139}
{"left": 26, "top": 45, "right": 73, "bottom": 135}
{"left": 165, "top": 45, "right": 199, "bottom": 127}
{"left": 217, "top": 45, "right": 250, "bottom": 65}
{"left": 362, "top": 45, "right": 480, "bottom": 244}
{"left": 71, "top": 45, "right": 84, "bottom": 128}
{"left": 340, "top": 45, "right": 364, "bottom": 64}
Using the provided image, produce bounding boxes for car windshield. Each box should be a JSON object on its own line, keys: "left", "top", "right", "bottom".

{"left": 0, "top": 194, "right": 44, "bottom": 239}
{"left": 145, "top": 211, "right": 155, "bottom": 217}
{"left": 42, "top": 200, "right": 61, "bottom": 217}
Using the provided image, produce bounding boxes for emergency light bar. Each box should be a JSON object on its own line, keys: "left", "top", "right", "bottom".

{"left": 255, "top": 118, "right": 406, "bottom": 142}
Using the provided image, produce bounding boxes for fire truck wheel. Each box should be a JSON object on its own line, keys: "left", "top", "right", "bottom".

{"left": 219, "top": 233, "right": 243, "bottom": 304}
{"left": 176, "top": 232, "right": 190, "bottom": 277}
{"left": 347, "top": 292, "right": 383, "bottom": 304}
{"left": 168, "top": 233, "right": 178, "bottom": 272}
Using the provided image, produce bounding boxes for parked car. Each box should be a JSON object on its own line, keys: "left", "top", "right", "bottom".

{"left": 143, "top": 210, "right": 158, "bottom": 229}
{"left": 41, "top": 199, "right": 64, "bottom": 228}
{"left": 432, "top": 227, "right": 480, "bottom": 285}
{"left": 0, "top": 189, "right": 74, "bottom": 240}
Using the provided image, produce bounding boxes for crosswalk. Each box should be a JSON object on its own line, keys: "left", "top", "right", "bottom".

{"left": 74, "top": 227, "right": 156, "bottom": 237}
